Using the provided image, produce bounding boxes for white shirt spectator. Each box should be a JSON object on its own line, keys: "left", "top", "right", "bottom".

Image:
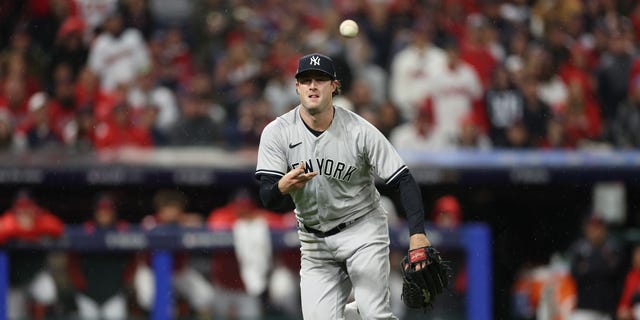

{"left": 390, "top": 44, "right": 447, "bottom": 121}
{"left": 128, "top": 85, "right": 178, "bottom": 131}
{"left": 88, "top": 29, "right": 150, "bottom": 92}
{"left": 537, "top": 75, "right": 568, "bottom": 114}
{"left": 264, "top": 77, "right": 298, "bottom": 117}
{"left": 73, "top": 0, "right": 118, "bottom": 40}
{"left": 429, "top": 62, "right": 483, "bottom": 139}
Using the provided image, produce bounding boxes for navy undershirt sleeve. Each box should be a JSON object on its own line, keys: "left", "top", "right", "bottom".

{"left": 258, "top": 174, "right": 296, "bottom": 212}
{"left": 388, "top": 169, "right": 426, "bottom": 235}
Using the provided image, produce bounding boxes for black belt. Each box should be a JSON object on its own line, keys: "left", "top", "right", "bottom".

{"left": 302, "top": 216, "right": 363, "bottom": 238}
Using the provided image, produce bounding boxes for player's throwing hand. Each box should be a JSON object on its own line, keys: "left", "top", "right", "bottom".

{"left": 278, "top": 161, "right": 318, "bottom": 194}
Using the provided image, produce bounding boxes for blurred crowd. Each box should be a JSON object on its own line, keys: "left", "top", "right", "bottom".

{"left": 4, "top": 0, "right": 640, "bottom": 319}
{"left": 1, "top": 0, "right": 640, "bottom": 153}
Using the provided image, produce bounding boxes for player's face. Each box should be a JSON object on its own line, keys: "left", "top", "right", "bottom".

{"left": 296, "top": 72, "right": 336, "bottom": 115}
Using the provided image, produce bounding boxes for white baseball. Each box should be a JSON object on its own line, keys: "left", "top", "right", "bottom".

{"left": 339, "top": 19, "right": 359, "bottom": 38}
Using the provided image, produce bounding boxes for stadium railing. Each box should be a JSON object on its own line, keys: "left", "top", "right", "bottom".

{"left": 0, "top": 223, "right": 491, "bottom": 320}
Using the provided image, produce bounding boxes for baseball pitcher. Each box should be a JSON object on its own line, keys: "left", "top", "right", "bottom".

{"left": 256, "top": 53, "right": 449, "bottom": 319}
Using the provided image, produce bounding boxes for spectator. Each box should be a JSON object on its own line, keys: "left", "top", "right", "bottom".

{"left": 540, "top": 117, "right": 572, "bottom": 150}
{"left": 344, "top": 35, "right": 388, "bottom": 106}
{"left": 65, "top": 105, "right": 96, "bottom": 151}
{"left": 74, "top": 67, "right": 104, "bottom": 109}
{"left": 511, "top": 254, "right": 577, "bottom": 320}
{"left": 389, "top": 101, "right": 451, "bottom": 150}
{"left": 127, "top": 65, "right": 179, "bottom": 135}
{"left": 135, "top": 189, "right": 215, "bottom": 319}
{"left": 94, "top": 102, "right": 153, "bottom": 150}
{"left": 0, "top": 190, "right": 64, "bottom": 319}
{"left": 48, "top": 64, "right": 81, "bottom": 145}
{"left": 376, "top": 101, "right": 401, "bottom": 139}
{"left": 530, "top": 47, "right": 568, "bottom": 115}
{"left": 262, "top": 38, "right": 299, "bottom": 117}
{"left": 389, "top": 18, "right": 447, "bottom": 122}
{"left": 519, "top": 74, "right": 553, "bottom": 146}
{"left": 458, "top": 13, "right": 499, "bottom": 89}
{"left": 618, "top": 244, "right": 640, "bottom": 320}
{"left": 428, "top": 37, "right": 483, "bottom": 141}
{"left": 263, "top": 67, "right": 299, "bottom": 119}
{"left": 226, "top": 98, "right": 274, "bottom": 149}
{"left": 431, "top": 194, "right": 463, "bottom": 229}
{"left": 25, "top": 0, "right": 73, "bottom": 52}
{"left": 211, "top": 36, "right": 261, "bottom": 113}
{"left": 169, "top": 92, "right": 222, "bottom": 147}
{"left": 136, "top": 103, "right": 169, "bottom": 146}
{"left": 356, "top": 1, "right": 395, "bottom": 69}
{"left": 87, "top": 11, "right": 150, "bottom": 92}
{"left": 503, "top": 121, "right": 533, "bottom": 149}
{"left": 567, "top": 214, "right": 624, "bottom": 319}
{"left": 457, "top": 113, "right": 492, "bottom": 150}
{"left": 47, "top": 16, "right": 88, "bottom": 87}
{"left": 13, "top": 92, "right": 64, "bottom": 151}
{"left": 485, "top": 64, "right": 526, "bottom": 146}
{"left": 150, "top": 26, "right": 194, "bottom": 91}
{"left": 557, "top": 43, "right": 598, "bottom": 115}
{"left": 344, "top": 78, "right": 380, "bottom": 115}
{"left": 557, "top": 80, "right": 602, "bottom": 148}
{"left": 67, "top": 193, "right": 135, "bottom": 320}
{"left": 1, "top": 54, "right": 41, "bottom": 120}
{"left": 73, "top": 0, "right": 119, "bottom": 41}
{"left": 0, "top": 24, "right": 49, "bottom": 85}
{"left": 596, "top": 24, "right": 634, "bottom": 130}
{"left": 608, "top": 75, "right": 640, "bottom": 148}
{"left": 207, "top": 189, "right": 277, "bottom": 319}
{"left": 119, "top": 0, "right": 156, "bottom": 40}
{"left": 422, "top": 195, "right": 467, "bottom": 319}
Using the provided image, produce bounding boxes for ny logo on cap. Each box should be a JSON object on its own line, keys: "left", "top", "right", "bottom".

{"left": 310, "top": 56, "right": 321, "bottom": 66}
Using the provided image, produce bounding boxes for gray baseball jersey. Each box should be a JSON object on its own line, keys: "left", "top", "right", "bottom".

{"left": 255, "top": 105, "right": 407, "bottom": 232}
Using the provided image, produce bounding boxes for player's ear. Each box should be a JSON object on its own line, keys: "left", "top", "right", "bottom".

{"left": 333, "top": 80, "right": 341, "bottom": 96}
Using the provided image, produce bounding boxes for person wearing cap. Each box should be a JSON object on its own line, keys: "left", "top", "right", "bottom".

{"left": 0, "top": 189, "right": 64, "bottom": 319}
{"left": 207, "top": 188, "right": 289, "bottom": 318}
{"left": 567, "top": 213, "right": 624, "bottom": 319}
{"left": 48, "top": 16, "right": 88, "bottom": 82}
{"left": 65, "top": 193, "right": 136, "bottom": 320}
{"left": 12, "top": 92, "right": 64, "bottom": 151}
{"left": 134, "top": 189, "right": 215, "bottom": 318}
{"left": 255, "top": 53, "right": 438, "bottom": 319}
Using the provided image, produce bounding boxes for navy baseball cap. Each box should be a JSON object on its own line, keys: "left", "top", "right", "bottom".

{"left": 295, "top": 53, "right": 336, "bottom": 79}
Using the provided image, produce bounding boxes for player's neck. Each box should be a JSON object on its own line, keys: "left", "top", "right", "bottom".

{"left": 300, "top": 105, "right": 334, "bottom": 132}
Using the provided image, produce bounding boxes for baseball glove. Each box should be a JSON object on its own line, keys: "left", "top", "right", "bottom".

{"left": 401, "top": 246, "right": 450, "bottom": 309}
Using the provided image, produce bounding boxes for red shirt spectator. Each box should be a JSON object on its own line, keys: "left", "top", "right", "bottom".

{"left": 93, "top": 103, "right": 152, "bottom": 150}
{"left": 459, "top": 14, "right": 498, "bottom": 89}
{"left": 558, "top": 44, "right": 596, "bottom": 98}
{"left": 0, "top": 190, "right": 64, "bottom": 244}
{"left": 557, "top": 81, "right": 602, "bottom": 147}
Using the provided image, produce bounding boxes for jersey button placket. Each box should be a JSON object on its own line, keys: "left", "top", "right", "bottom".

{"left": 313, "top": 142, "right": 324, "bottom": 225}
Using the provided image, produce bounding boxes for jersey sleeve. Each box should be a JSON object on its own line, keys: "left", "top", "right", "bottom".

{"left": 363, "top": 121, "right": 407, "bottom": 184}
{"left": 256, "top": 120, "right": 288, "bottom": 179}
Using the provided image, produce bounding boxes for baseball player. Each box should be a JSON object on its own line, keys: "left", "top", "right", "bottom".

{"left": 255, "top": 53, "right": 436, "bottom": 319}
